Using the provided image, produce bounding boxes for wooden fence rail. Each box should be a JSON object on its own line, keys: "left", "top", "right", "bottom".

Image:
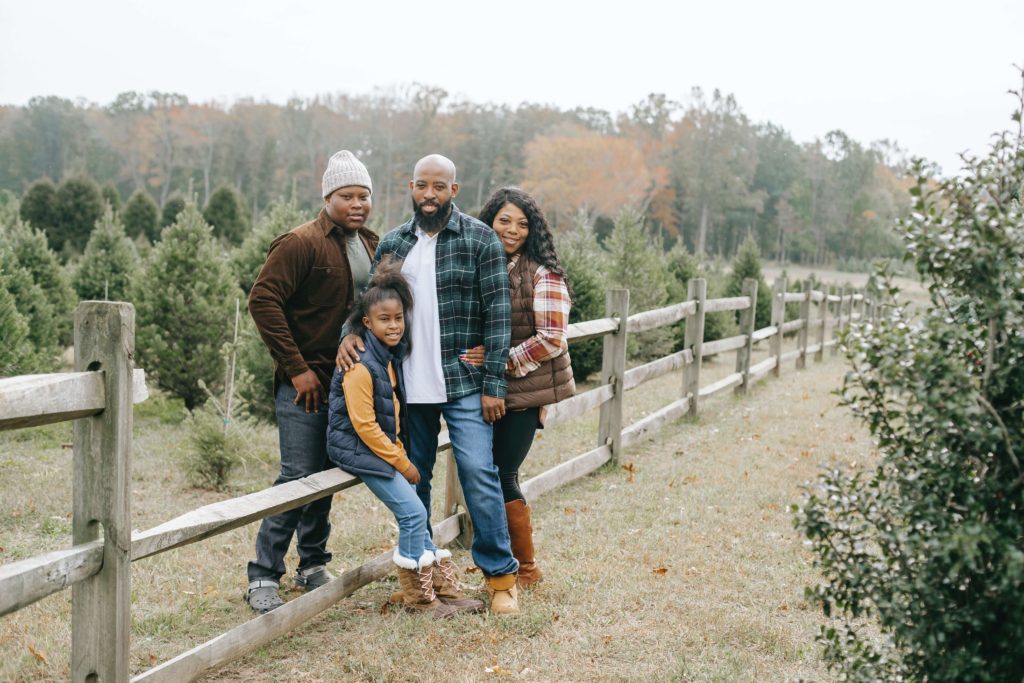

{"left": 0, "top": 276, "right": 871, "bottom": 681}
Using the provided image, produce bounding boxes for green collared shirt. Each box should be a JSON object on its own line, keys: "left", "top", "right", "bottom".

{"left": 373, "top": 206, "right": 510, "bottom": 400}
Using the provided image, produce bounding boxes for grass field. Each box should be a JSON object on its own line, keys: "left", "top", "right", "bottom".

{"left": 0, "top": 335, "right": 870, "bottom": 682}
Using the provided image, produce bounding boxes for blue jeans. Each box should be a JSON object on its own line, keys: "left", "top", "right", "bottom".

{"left": 247, "top": 383, "right": 333, "bottom": 582}
{"left": 360, "top": 472, "right": 436, "bottom": 563}
{"left": 406, "top": 392, "right": 519, "bottom": 577}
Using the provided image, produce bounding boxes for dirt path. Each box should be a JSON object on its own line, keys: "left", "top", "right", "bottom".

{"left": 202, "top": 358, "right": 865, "bottom": 682}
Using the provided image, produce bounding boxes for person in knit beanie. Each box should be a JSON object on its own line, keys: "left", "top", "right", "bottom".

{"left": 244, "top": 149, "right": 379, "bottom": 613}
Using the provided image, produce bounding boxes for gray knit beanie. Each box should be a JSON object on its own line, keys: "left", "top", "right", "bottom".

{"left": 322, "top": 150, "right": 372, "bottom": 198}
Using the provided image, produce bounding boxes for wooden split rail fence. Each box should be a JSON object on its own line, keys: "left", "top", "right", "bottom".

{"left": 0, "top": 277, "right": 881, "bottom": 681}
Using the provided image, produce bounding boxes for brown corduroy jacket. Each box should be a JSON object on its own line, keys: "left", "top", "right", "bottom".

{"left": 248, "top": 208, "right": 379, "bottom": 392}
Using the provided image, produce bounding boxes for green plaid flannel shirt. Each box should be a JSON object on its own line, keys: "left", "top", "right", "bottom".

{"left": 374, "top": 206, "right": 511, "bottom": 401}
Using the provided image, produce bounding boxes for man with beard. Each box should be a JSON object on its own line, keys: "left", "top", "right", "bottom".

{"left": 245, "top": 150, "right": 378, "bottom": 613}
{"left": 336, "top": 154, "right": 520, "bottom": 614}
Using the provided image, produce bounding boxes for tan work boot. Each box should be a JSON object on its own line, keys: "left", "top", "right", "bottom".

{"left": 393, "top": 551, "right": 459, "bottom": 620}
{"left": 485, "top": 573, "right": 519, "bottom": 615}
{"left": 431, "top": 549, "right": 485, "bottom": 613}
{"left": 505, "top": 499, "right": 543, "bottom": 588}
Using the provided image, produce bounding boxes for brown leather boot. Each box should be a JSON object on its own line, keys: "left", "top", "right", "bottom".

{"left": 506, "top": 499, "right": 543, "bottom": 588}
{"left": 485, "top": 573, "right": 519, "bottom": 615}
{"left": 431, "top": 550, "right": 485, "bottom": 613}
{"left": 394, "top": 554, "right": 459, "bottom": 620}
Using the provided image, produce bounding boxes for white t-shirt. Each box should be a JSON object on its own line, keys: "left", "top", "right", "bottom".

{"left": 401, "top": 227, "right": 447, "bottom": 403}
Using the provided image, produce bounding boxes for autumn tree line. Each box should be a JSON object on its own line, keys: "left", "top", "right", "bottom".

{"left": 1, "top": 86, "right": 915, "bottom": 266}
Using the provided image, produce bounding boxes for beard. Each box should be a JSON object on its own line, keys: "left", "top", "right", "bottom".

{"left": 412, "top": 197, "right": 452, "bottom": 233}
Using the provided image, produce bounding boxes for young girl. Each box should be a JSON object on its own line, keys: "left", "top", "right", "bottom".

{"left": 326, "top": 261, "right": 481, "bottom": 618}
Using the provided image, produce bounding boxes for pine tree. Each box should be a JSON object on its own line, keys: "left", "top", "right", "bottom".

{"left": 101, "top": 182, "right": 122, "bottom": 213}
{"left": 232, "top": 198, "right": 308, "bottom": 293}
{"left": 203, "top": 185, "right": 250, "bottom": 245}
{"left": 0, "top": 245, "right": 57, "bottom": 369}
{"left": 0, "top": 217, "right": 76, "bottom": 345}
{"left": 0, "top": 269, "right": 33, "bottom": 376}
{"left": 54, "top": 176, "right": 105, "bottom": 256}
{"left": 19, "top": 178, "right": 59, "bottom": 245}
{"left": 725, "top": 235, "right": 772, "bottom": 329}
{"left": 122, "top": 190, "right": 160, "bottom": 242}
{"left": 0, "top": 190, "right": 20, "bottom": 231}
{"left": 133, "top": 201, "right": 241, "bottom": 410}
{"left": 74, "top": 205, "right": 138, "bottom": 302}
{"left": 603, "top": 207, "right": 673, "bottom": 360}
{"left": 554, "top": 211, "right": 605, "bottom": 382}
{"left": 161, "top": 194, "right": 186, "bottom": 229}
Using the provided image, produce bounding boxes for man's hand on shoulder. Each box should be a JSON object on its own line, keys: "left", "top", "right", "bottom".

{"left": 291, "top": 369, "right": 325, "bottom": 414}
{"left": 336, "top": 334, "right": 365, "bottom": 371}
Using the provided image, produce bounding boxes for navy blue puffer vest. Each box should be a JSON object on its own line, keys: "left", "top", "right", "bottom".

{"left": 327, "top": 332, "right": 407, "bottom": 479}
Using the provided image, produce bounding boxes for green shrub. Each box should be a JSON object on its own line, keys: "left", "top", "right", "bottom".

{"left": 180, "top": 405, "right": 245, "bottom": 490}
{"left": 203, "top": 185, "right": 250, "bottom": 246}
{"left": 555, "top": 211, "right": 605, "bottom": 382}
{"left": 0, "top": 216, "right": 76, "bottom": 345}
{"left": 797, "top": 76, "right": 1024, "bottom": 682}
{"left": 0, "top": 268, "right": 33, "bottom": 375}
{"left": 232, "top": 198, "right": 308, "bottom": 294}
{"left": 725, "top": 236, "right": 772, "bottom": 330}
{"left": 604, "top": 207, "right": 673, "bottom": 361}
{"left": 54, "top": 175, "right": 105, "bottom": 256}
{"left": 122, "top": 190, "right": 160, "bottom": 243}
{"left": 74, "top": 205, "right": 139, "bottom": 302}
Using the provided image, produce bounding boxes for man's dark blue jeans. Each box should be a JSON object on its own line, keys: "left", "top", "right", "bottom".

{"left": 247, "top": 383, "right": 333, "bottom": 582}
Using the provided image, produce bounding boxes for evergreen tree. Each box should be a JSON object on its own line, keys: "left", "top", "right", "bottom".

{"left": 74, "top": 205, "right": 138, "bottom": 302}
{"left": 0, "top": 245, "right": 58, "bottom": 369}
{"left": 0, "top": 190, "right": 19, "bottom": 230}
{"left": 604, "top": 207, "right": 673, "bottom": 360}
{"left": 0, "top": 269, "right": 33, "bottom": 376}
{"left": 133, "top": 201, "right": 241, "bottom": 410}
{"left": 555, "top": 212, "right": 605, "bottom": 382}
{"left": 101, "top": 182, "right": 121, "bottom": 213}
{"left": 232, "top": 198, "right": 308, "bottom": 293}
{"left": 203, "top": 185, "right": 250, "bottom": 245}
{"left": 0, "top": 217, "right": 76, "bottom": 345}
{"left": 665, "top": 246, "right": 737, "bottom": 347}
{"left": 54, "top": 175, "right": 105, "bottom": 255}
{"left": 725, "top": 235, "right": 772, "bottom": 329}
{"left": 19, "top": 178, "right": 59, "bottom": 245}
{"left": 161, "top": 194, "right": 186, "bottom": 229}
{"left": 122, "top": 189, "right": 160, "bottom": 242}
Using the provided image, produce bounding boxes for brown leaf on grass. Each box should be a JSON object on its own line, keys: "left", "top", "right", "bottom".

{"left": 800, "top": 450, "right": 812, "bottom": 458}
{"left": 563, "top": 507, "right": 576, "bottom": 514}
{"left": 148, "top": 654, "right": 158, "bottom": 667}
{"left": 485, "top": 665, "right": 512, "bottom": 675}
{"left": 464, "top": 566, "right": 480, "bottom": 574}
{"left": 682, "top": 475, "right": 698, "bottom": 485}
{"left": 652, "top": 567, "right": 668, "bottom": 575}
{"left": 622, "top": 462, "right": 636, "bottom": 482}
{"left": 27, "top": 643, "right": 46, "bottom": 663}
{"left": 601, "top": 634, "right": 613, "bottom": 645}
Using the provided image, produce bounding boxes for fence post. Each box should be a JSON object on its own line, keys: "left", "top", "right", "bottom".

{"left": 814, "top": 284, "right": 828, "bottom": 363}
{"left": 682, "top": 278, "right": 707, "bottom": 417}
{"left": 72, "top": 301, "right": 134, "bottom": 683}
{"left": 734, "top": 278, "right": 757, "bottom": 395}
{"left": 797, "top": 280, "right": 811, "bottom": 370}
{"left": 443, "top": 450, "right": 472, "bottom": 548}
{"left": 770, "top": 276, "right": 786, "bottom": 378}
{"left": 597, "top": 289, "right": 629, "bottom": 464}
{"left": 832, "top": 286, "right": 845, "bottom": 356}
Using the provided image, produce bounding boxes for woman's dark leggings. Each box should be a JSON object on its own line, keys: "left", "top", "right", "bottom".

{"left": 492, "top": 407, "right": 540, "bottom": 503}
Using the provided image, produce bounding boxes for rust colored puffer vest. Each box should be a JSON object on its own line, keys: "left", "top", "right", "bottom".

{"left": 505, "top": 255, "right": 575, "bottom": 410}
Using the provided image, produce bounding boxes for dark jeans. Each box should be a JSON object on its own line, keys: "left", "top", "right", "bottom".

{"left": 247, "top": 383, "right": 333, "bottom": 582}
{"left": 492, "top": 407, "right": 540, "bottom": 503}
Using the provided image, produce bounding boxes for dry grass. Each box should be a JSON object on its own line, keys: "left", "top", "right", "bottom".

{"left": 0, "top": 335, "right": 870, "bottom": 682}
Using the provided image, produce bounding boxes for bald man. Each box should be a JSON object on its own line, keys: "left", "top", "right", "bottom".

{"left": 337, "top": 154, "right": 520, "bottom": 614}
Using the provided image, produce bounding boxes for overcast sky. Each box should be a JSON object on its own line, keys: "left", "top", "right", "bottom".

{"left": 1, "top": 0, "right": 1022, "bottom": 176}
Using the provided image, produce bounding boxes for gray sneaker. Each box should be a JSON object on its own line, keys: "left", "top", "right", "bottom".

{"left": 294, "top": 565, "right": 335, "bottom": 591}
{"left": 246, "top": 579, "right": 284, "bottom": 614}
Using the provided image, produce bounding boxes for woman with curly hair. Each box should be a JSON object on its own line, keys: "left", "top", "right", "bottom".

{"left": 463, "top": 186, "right": 575, "bottom": 588}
